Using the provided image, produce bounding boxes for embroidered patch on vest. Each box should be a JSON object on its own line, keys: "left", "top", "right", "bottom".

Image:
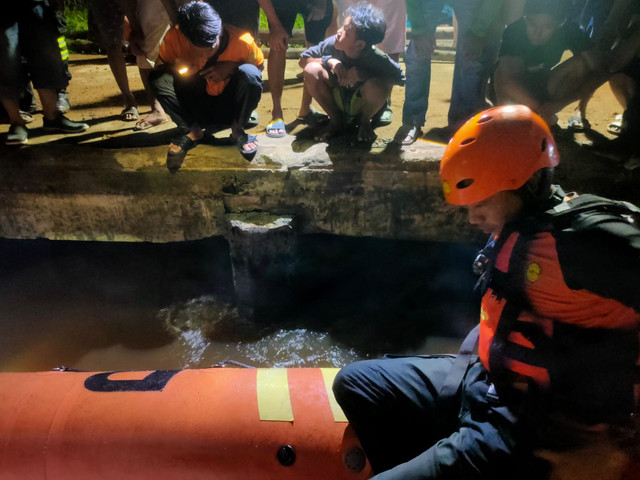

{"left": 526, "top": 262, "right": 541, "bottom": 283}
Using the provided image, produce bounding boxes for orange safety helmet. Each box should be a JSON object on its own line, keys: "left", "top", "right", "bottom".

{"left": 439, "top": 105, "right": 559, "bottom": 206}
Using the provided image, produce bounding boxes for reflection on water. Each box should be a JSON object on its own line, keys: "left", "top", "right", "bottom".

{"left": 0, "top": 235, "right": 481, "bottom": 372}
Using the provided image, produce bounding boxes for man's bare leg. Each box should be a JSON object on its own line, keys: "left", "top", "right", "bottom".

{"left": 357, "top": 79, "right": 391, "bottom": 142}
{"left": 267, "top": 47, "right": 287, "bottom": 136}
{"left": 303, "top": 62, "right": 343, "bottom": 141}
{"left": 136, "top": 67, "right": 168, "bottom": 129}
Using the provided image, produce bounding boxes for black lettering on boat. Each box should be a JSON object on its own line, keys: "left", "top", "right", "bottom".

{"left": 84, "top": 370, "right": 180, "bottom": 392}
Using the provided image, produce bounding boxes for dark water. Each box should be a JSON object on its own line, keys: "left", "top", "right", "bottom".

{"left": 0, "top": 235, "right": 480, "bottom": 372}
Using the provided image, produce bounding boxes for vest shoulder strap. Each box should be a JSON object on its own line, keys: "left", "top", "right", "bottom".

{"left": 544, "top": 194, "right": 640, "bottom": 233}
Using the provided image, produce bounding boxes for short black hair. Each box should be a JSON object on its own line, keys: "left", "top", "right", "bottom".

{"left": 345, "top": 1, "right": 386, "bottom": 47}
{"left": 177, "top": 1, "right": 222, "bottom": 48}
{"left": 524, "top": 0, "right": 567, "bottom": 24}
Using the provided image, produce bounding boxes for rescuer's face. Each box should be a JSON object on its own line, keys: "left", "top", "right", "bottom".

{"left": 466, "top": 191, "right": 523, "bottom": 235}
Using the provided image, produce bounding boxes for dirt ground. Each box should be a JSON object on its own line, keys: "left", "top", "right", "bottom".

{"left": 2, "top": 53, "right": 624, "bottom": 145}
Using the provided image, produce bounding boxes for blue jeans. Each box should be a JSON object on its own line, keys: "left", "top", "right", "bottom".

{"left": 401, "top": 0, "right": 499, "bottom": 130}
{"left": 401, "top": 39, "right": 432, "bottom": 127}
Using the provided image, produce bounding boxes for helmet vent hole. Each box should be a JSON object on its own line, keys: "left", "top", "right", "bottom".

{"left": 456, "top": 178, "right": 474, "bottom": 190}
{"left": 477, "top": 114, "right": 492, "bottom": 124}
{"left": 541, "top": 138, "right": 547, "bottom": 152}
{"left": 460, "top": 137, "right": 476, "bottom": 146}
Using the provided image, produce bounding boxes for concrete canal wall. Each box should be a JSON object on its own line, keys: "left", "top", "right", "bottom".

{"left": 0, "top": 133, "right": 638, "bottom": 245}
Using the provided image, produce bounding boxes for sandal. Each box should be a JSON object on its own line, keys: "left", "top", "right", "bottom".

{"left": 375, "top": 106, "right": 393, "bottom": 127}
{"left": 166, "top": 135, "right": 196, "bottom": 173}
{"left": 134, "top": 116, "right": 168, "bottom": 131}
{"left": 120, "top": 106, "right": 139, "bottom": 121}
{"left": 607, "top": 114, "right": 624, "bottom": 135}
{"left": 236, "top": 133, "right": 258, "bottom": 161}
{"left": 265, "top": 118, "right": 286, "bottom": 138}
{"left": 567, "top": 115, "right": 590, "bottom": 131}
{"left": 245, "top": 110, "right": 259, "bottom": 129}
{"left": 5, "top": 124, "right": 28, "bottom": 146}
{"left": 393, "top": 124, "right": 423, "bottom": 145}
{"left": 297, "top": 109, "right": 329, "bottom": 127}
{"left": 19, "top": 110, "right": 34, "bottom": 124}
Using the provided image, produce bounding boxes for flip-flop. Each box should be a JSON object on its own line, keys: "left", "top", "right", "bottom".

{"left": 166, "top": 135, "right": 196, "bottom": 173}
{"left": 297, "top": 109, "right": 329, "bottom": 127}
{"left": 134, "top": 117, "right": 168, "bottom": 131}
{"left": 607, "top": 114, "right": 624, "bottom": 135}
{"left": 376, "top": 106, "right": 393, "bottom": 126}
{"left": 567, "top": 115, "right": 588, "bottom": 130}
{"left": 245, "top": 110, "right": 259, "bottom": 128}
{"left": 265, "top": 118, "right": 286, "bottom": 138}
{"left": 393, "top": 124, "right": 423, "bottom": 145}
{"left": 120, "top": 106, "right": 139, "bottom": 121}
{"left": 19, "top": 110, "right": 34, "bottom": 124}
{"left": 236, "top": 133, "right": 258, "bottom": 161}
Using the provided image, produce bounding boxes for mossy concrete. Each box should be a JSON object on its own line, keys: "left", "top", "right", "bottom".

{"left": 0, "top": 133, "right": 466, "bottom": 242}
{"left": 0, "top": 128, "right": 637, "bottom": 244}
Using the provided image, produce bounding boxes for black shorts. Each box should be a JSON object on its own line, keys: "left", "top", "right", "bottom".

{"left": 0, "top": 1, "right": 68, "bottom": 97}
{"left": 270, "top": 0, "right": 334, "bottom": 45}
{"left": 87, "top": 0, "right": 125, "bottom": 49}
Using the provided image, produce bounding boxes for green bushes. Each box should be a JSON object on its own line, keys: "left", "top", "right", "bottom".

{"left": 61, "top": 3, "right": 303, "bottom": 37}
{"left": 63, "top": 0, "right": 88, "bottom": 36}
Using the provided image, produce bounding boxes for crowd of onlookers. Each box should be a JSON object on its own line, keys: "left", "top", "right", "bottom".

{"left": 1, "top": 0, "right": 639, "bottom": 172}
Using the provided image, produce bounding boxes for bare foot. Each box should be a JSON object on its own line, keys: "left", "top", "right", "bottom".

{"left": 134, "top": 111, "right": 169, "bottom": 131}
{"left": 357, "top": 122, "right": 377, "bottom": 143}
{"left": 314, "top": 119, "right": 343, "bottom": 142}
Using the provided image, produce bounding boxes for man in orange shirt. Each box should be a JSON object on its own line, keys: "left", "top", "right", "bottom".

{"left": 150, "top": 1, "right": 264, "bottom": 171}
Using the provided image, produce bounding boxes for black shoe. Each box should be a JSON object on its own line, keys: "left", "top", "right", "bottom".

{"left": 43, "top": 113, "right": 88, "bottom": 134}
{"left": 5, "top": 124, "right": 28, "bottom": 145}
{"left": 56, "top": 90, "right": 70, "bottom": 113}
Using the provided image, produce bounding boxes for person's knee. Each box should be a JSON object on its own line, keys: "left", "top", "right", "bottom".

{"left": 332, "top": 360, "right": 377, "bottom": 405}
{"left": 235, "top": 63, "right": 263, "bottom": 91}
{"left": 303, "top": 61, "right": 324, "bottom": 77}
{"left": 304, "top": 64, "right": 332, "bottom": 98}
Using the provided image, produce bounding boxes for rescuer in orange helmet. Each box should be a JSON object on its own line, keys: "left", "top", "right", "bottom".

{"left": 333, "top": 105, "right": 640, "bottom": 479}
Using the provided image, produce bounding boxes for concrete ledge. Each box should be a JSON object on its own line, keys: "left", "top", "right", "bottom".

{"left": 0, "top": 134, "right": 472, "bottom": 243}
{"left": 0, "top": 126, "right": 637, "bottom": 244}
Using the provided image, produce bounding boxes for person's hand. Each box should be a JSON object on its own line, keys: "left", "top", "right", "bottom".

{"left": 342, "top": 67, "right": 363, "bottom": 87}
{"left": 268, "top": 23, "right": 289, "bottom": 53}
{"left": 200, "top": 61, "right": 237, "bottom": 82}
{"left": 410, "top": 32, "right": 436, "bottom": 58}
{"left": 306, "top": 0, "right": 327, "bottom": 21}
{"left": 332, "top": 62, "right": 361, "bottom": 87}
{"left": 331, "top": 61, "right": 348, "bottom": 84}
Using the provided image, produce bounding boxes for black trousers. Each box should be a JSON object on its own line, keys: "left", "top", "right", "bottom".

{"left": 333, "top": 358, "right": 546, "bottom": 479}
{"left": 150, "top": 63, "right": 262, "bottom": 132}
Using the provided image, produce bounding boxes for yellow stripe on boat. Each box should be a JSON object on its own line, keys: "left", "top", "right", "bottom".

{"left": 321, "top": 368, "right": 348, "bottom": 422}
{"left": 256, "top": 368, "right": 294, "bottom": 421}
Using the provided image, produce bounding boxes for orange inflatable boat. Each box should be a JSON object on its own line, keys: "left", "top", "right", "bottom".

{"left": 0, "top": 367, "right": 371, "bottom": 479}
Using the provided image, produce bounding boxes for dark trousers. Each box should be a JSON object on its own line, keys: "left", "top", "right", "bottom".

{"left": 333, "top": 358, "right": 544, "bottom": 480}
{"left": 150, "top": 63, "right": 262, "bottom": 132}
